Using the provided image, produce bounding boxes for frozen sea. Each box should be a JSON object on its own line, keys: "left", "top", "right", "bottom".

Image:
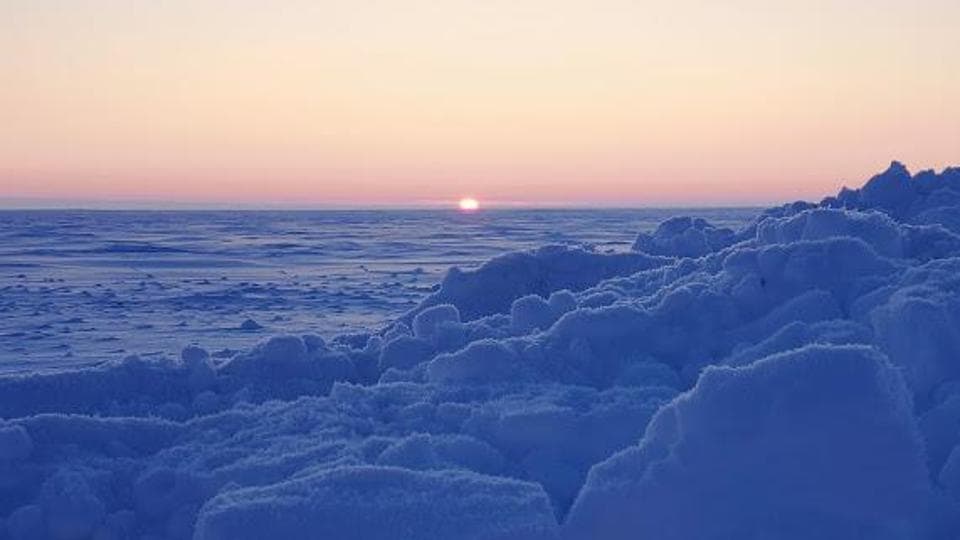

{"left": 0, "top": 208, "right": 757, "bottom": 373}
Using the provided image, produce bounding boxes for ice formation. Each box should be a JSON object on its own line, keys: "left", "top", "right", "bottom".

{"left": 2, "top": 162, "right": 960, "bottom": 539}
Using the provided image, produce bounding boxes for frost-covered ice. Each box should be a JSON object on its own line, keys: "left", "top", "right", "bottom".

{"left": 0, "top": 208, "right": 752, "bottom": 373}
{"left": 3, "top": 162, "right": 960, "bottom": 539}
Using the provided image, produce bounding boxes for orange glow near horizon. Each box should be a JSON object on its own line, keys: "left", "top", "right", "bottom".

{"left": 1, "top": 1, "right": 958, "bottom": 207}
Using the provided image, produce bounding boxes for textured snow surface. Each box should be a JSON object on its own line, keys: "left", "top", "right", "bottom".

{"left": 0, "top": 208, "right": 753, "bottom": 372}
{"left": 3, "top": 162, "right": 960, "bottom": 539}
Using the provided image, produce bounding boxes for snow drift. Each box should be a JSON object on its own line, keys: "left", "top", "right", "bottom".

{"left": 3, "top": 161, "right": 960, "bottom": 539}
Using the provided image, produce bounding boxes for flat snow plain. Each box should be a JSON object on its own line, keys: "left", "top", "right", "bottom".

{"left": 3, "top": 162, "right": 960, "bottom": 539}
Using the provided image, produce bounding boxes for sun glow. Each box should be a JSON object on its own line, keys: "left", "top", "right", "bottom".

{"left": 458, "top": 198, "right": 480, "bottom": 211}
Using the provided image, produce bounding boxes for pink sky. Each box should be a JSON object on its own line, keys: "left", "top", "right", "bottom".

{"left": 2, "top": 1, "right": 958, "bottom": 207}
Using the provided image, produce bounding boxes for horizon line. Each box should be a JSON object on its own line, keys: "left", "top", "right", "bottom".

{"left": 0, "top": 198, "right": 773, "bottom": 211}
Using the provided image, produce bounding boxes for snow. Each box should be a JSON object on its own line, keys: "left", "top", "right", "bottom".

{"left": 3, "top": 208, "right": 737, "bottom": 371}
{"left": 412, "top": 304, "right": 461, "bottom": 342}
{"left": 564, "top": 345, "right": 932, "bottom": 539}
{"left": 510, "top": 294, "right": 554, "bottom": 333}
{"left": 379, "top": 335, "right": 434, "bottom": 372}
{"left": 427, "top": 339, "right": 523, "bottom": 384}
{"left": 2, "top": 162, "right": 960, "bottom": 538}
{"left": 194, "top": 467, "right": 559, "bottom": 540}
{"left": 39, "top": 471, "right": 106, "bottom": 540}
{"left": 632, "top": 216, "right": 739, "bottom": 257}
{"left": 408, "top": 246, "right": 668, "bottom": 322}
{"left": 0, "top": 424, "right": 32, "bottom": 462}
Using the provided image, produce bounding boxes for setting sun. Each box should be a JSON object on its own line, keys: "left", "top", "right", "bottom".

{"left": 458, "top": 198, "right": 480, "bottom": 211}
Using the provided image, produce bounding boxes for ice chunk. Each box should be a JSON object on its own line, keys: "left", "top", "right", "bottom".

{"left": 239, "top": 318, "right": 262, "bottom": 331}
{"left": 427, "top": 339, "right": 524, "bottom": 384}
{"left": 378, "top": 335, "right": 434, "bottom": 371}
{"left": 412, "top": 304, "right": 461, "bottom": 342}
{"left": 464, "top": 385, "right": 676, "bottom": 516}
{"left": 181, "top": 345, "right": 216, "bottom": 392}
{"left": 410, "top": 246, "right": 666, "bottom": 321}
{"left": 565, "top": 345, "right": 933, "bottom": 539}
{"left": 868, "top": 274, "right": 960, "bottom": 402}
{"left": 0, "top": 424, "right": 32, "bottom": 461}
{"left": 0, "top": 357, "right": 195, "bottom": 419}
{"left": 724, "top": 319, "right": 870, "bottom": 367}
{"left": 220, "top": 335, "right": 309, "bottom": 379}
{"left": 194, "top": 466, "right": 559, "bottom": 540}
{"left": 39, "top": 470, "right": 106, "bottom": 540}
{"left": 218, "top": 335, "right": 357, "bottom": 400}
{"left": 511, "top": 294, "right": 554, "bottom": 333}
{"left": 757, "top": 208, "right": 905, "bottom": 257}
{"left": 859, "top": 160, "right": 916, "bottom": 216}
{"left": 632, "top": 216, "right": 737, "bottom": 257}
{"left": 375, "top": 433, "right": 506, "bottom": 475}
{"left": 547, "top": 290, "right": 577, "bottom": 318}
{"left": 133, "top": 467, "right": 202, "bottom": 524}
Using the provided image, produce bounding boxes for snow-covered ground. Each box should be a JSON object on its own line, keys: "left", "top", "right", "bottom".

{"left": 3, "top": 162, "right": 960, "bottom": 539}
{"left": 0, "top": 208, "right": 754, "bottom": 373}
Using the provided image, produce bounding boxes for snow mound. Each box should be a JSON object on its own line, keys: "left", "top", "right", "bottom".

{"left": 0, "top": 424, "right": 32, "bottom": 462}
{"left": 194, "top": 466, "right": 559, "bottom": 540}
{"left": 632, "top": 216, "right": 739, "bottom": 257}
{"left": 564, "top": 345, "right": 932, "bottom": 539}
{"left": 407, "top": 246, "right": 668, "bottom": 321}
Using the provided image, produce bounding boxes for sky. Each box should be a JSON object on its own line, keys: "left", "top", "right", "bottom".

{"left": 1, "top": 0, "right": 958, "bottom": 208}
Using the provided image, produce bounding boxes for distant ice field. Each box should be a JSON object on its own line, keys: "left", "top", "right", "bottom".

{"left": 0, "top": 208, "right": 757, "bottom": 372}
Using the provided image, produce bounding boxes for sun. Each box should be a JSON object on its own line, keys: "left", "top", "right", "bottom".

{"left": 458, "top": 197, "right": 480, "bottom": 211}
